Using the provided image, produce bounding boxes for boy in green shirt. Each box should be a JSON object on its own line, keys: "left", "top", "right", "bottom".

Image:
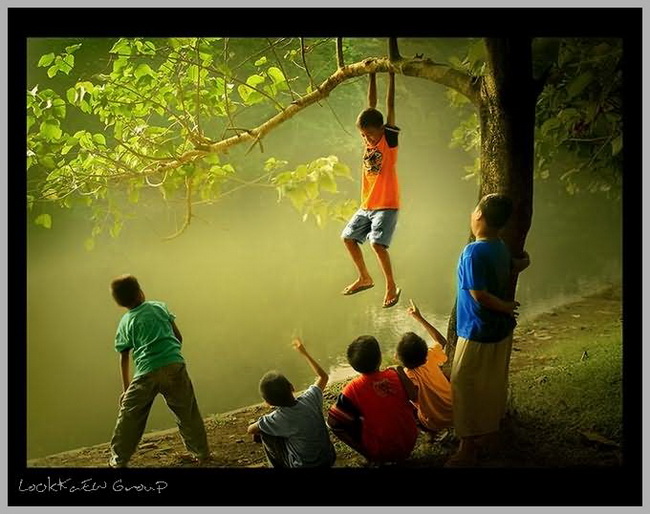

{"left": 108, "top": 274, "right": 211, "bottom": 468}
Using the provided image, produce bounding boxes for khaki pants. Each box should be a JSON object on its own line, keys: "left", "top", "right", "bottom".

{"left": 451, "top": 334, "right": 513, "bottom": 438}
{"left": 110, "top": 362, "right": 209, "bottom": 466}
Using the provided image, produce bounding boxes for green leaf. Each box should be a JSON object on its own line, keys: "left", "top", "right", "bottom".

{"left": 66, "top": 87, "right": 77, "bottom": 104}
{"left": 109, "top": 38, "right": 132, "bottom": 55}
{"left": 47, "top": 65, "right": 59, "bottom": 78}
{"left": 285, "top": 187, "right": 308, "bottom": 211}
{"left": 237, "top": 84, "right": 250, "bottom": 102}
{"left": 541, "top": 117, "right": 561, "bottom": 136}
{"left": 65, "top": 43, "right": 82, "bottom": 54}
{"left": 293, "top": 164, "right": 308, "bottom": 180}
{"left": 267, "top": 67, "right": 286, "bottom": 86}
{"left": 246, "top": 73, "right": 266, "bottom": 87}
{"left": 204, "top": 153, "right": 220, "bottom": 165}
{"left": 134, "top": 63, "right": 155, "bottom": 80}
{"left": 93, "top": 133, "right": 106, "bottom": 146}
{"left": 567, "top": 72, "right": 593, "bottom": 99}
{"left": 62, "top": 54, "right": 75, "bottom": 74}
{"left": 51, "top": 98, "right": 66, "bottom": 118}
{"left": 40, "top": 119, "right": 62, "bottom": 141}
{"left": 254, "top": 56, "right": 267, "bottom": 66}
{"left": 611, "top": 135, "right": 622, "bottom": 156}
{"left": 35, "top": 213, "right": 52, "bottom": 229}
{"left": 272, "top": 171, "right": 293, "bottom": 186}
{"left": 188, "top": 65, "right": 199, "bottom": 83}
{"left": 319, "top": 172, "right": 338, "bottom": 193}
{"left": 332, "top": 162, "right": 351, "bottom": 178}
{"left": 305, "top": 181, "right": 319, "bottom": 200}
{"left": 38, "top": 53, "right": 55, "bottom": 67}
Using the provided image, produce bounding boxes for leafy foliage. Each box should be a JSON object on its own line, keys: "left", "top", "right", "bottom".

{"left": 445, "top": 37, "right": 623, "bottom": 197}
{"left": 27, "top": 37, "right": 361, "bottom": 245}
{"left": 535, "top": 38, "right": 622, "bottom": 197}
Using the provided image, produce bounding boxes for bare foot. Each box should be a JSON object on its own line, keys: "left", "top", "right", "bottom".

{"left": 342, "top": 278, "right": 374, "bottom": 296}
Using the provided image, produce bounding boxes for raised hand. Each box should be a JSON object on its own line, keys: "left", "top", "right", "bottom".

{"left": 291, "top": 337, "right": 307, "bottom": 355}
{"left": 407, "top": 299, "right": 422, "bottom": 319}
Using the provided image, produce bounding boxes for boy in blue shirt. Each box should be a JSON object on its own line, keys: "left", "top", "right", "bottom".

{"left": 108, "top": 274, "right": 211, "bottom": 468}
{"left": 447, "top": 194, "right": 530, "bottom": 467}
{"left": 247, "top": 338, "right": 336, "bottom": 468}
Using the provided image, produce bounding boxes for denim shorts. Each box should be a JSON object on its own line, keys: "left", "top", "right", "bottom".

{"left": 341, "top": 208, "right": 399, "bottom": 247}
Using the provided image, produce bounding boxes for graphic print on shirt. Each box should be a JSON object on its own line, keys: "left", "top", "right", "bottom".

{"left": 363, "top": 147, "right": 383, "bottom": 174}
{"left": 372, "top": 378, "right": 395, "bottom": 397}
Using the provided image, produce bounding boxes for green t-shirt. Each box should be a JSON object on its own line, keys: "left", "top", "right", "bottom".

{"left": 114, "top": 300, "right": 184, "bottom": 378}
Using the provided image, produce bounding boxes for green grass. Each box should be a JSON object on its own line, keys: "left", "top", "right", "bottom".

{"left": 506, "top": 329, "right": 622, "bottom": 466}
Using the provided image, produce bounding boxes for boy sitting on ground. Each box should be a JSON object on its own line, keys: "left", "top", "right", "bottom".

{"left": 396, "top": 299, "right": 453, "bottom": 439}
{"left": 327, "top": 335, "right": 418, "bottom": 464}
{"left": 247, "top": 338, "right": 336, "bottom": 468}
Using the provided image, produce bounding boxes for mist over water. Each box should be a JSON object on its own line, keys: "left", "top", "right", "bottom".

{"left": 25, "top": 65, "right": 622, "bottom": 460}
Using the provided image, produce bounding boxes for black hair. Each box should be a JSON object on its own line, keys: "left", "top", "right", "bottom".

{"left": 259, "top": 371, "right": 294, "bottom": 407}
{"left": 110, "top": 274, "right": 142, "bottom": 308}
{"left": 396, "top": 332, "right": 428, "bottom": 369}
{"left": 347, "top": 335, "right": 382, "bottom": 374}
{"left": 356, "top": 108, "right": 384, "bottom": 129}
{"left": 478, "top": 193, "right": 513, "bottom": 229}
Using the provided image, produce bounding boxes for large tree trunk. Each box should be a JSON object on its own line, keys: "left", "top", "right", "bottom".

{"left": 446, "top": 38, "right": 536, "bottom": 361}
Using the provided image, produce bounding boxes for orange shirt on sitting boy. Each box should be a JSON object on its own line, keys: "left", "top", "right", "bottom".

{"left": 360, "top": 125, "right": 400, "bottom": 210}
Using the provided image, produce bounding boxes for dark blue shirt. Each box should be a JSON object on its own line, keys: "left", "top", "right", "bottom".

{"left": 456, "top": 239, "right": 515, "bottom": 343}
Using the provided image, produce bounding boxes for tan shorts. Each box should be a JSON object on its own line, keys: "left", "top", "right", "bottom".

{"left": 451, "top": 334, "right": 513, "bottom": 438}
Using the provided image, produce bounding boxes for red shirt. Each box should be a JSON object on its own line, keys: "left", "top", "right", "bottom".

{"left": 342, "top": 368, "right": 418, "bottom": 462}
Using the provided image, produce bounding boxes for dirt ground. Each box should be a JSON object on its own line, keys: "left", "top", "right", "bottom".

{"left": 27, "top": 284, "right": 622, "bottom": 469}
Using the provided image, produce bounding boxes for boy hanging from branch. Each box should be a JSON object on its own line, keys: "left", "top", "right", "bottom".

{"left": 341, "top": 71, "right": 402, "bottom": 309}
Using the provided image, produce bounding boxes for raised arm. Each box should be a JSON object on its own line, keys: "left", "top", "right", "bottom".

{"left": 367, "top": 72, "right": 377, "bottom": 109}
{"left": 386, "top": 72, "right": 395, "bottom": 126}
{"left": 407, "top": 299, "right": 447, "bottom": 349}
{"left": 292, "top": 338, "right": 329, "bottom": 390}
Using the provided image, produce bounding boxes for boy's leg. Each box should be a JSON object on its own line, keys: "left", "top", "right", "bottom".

{"left": 109, "top": 375, "right": 158, "bottom": 467}
{"left": 259, "top": 433, "right": 292, "bottom": 468}
{"left": 371, "top": 243, "right": 399, "bottom": 307}
{"left": 341, "top": 210, "right": 374, "bottom": 294}
{"left": 368, "top": 209, "right": 399, "bottom": 307}
{"left": 329, "top": 425, "right": 370, "bottom": 460}
{"left": 159, "top": 363, "right": 211, "bottom": 461}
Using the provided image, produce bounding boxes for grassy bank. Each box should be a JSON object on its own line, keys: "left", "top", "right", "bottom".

{"left": 28, "top": 284, "right": 623, "bottom": 469}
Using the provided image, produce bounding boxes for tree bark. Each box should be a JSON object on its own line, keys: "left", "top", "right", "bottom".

{"left": 445, "top": 38, "right": 537, "bottom": 360}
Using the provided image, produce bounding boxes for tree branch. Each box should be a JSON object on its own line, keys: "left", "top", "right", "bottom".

{"left": 336, "top": 38, "right": 344, "bottom": 68}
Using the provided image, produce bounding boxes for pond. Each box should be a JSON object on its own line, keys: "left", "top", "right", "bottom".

{"left": 25, "top": 152, "right": 622, "bottom": 460}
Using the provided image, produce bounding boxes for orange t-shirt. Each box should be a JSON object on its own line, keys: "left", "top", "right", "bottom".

{"left": 360, "top": 125, "right": 400, "bottom": 210}
{"left": 342, "top": 368, "right": 418, "bottom": 462}
{"left": 405, "top": 346, "right": 453, "bottom": 431}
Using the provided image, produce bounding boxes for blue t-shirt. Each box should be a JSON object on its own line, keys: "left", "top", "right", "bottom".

{"left": 257, "top": 385, "right": 334, "bottom": 468}
{"left": 456, "top": 239, "right": 515, "bottom": 343}
{"left": 114, "top": 301, "right": 184, "bottom": 378}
